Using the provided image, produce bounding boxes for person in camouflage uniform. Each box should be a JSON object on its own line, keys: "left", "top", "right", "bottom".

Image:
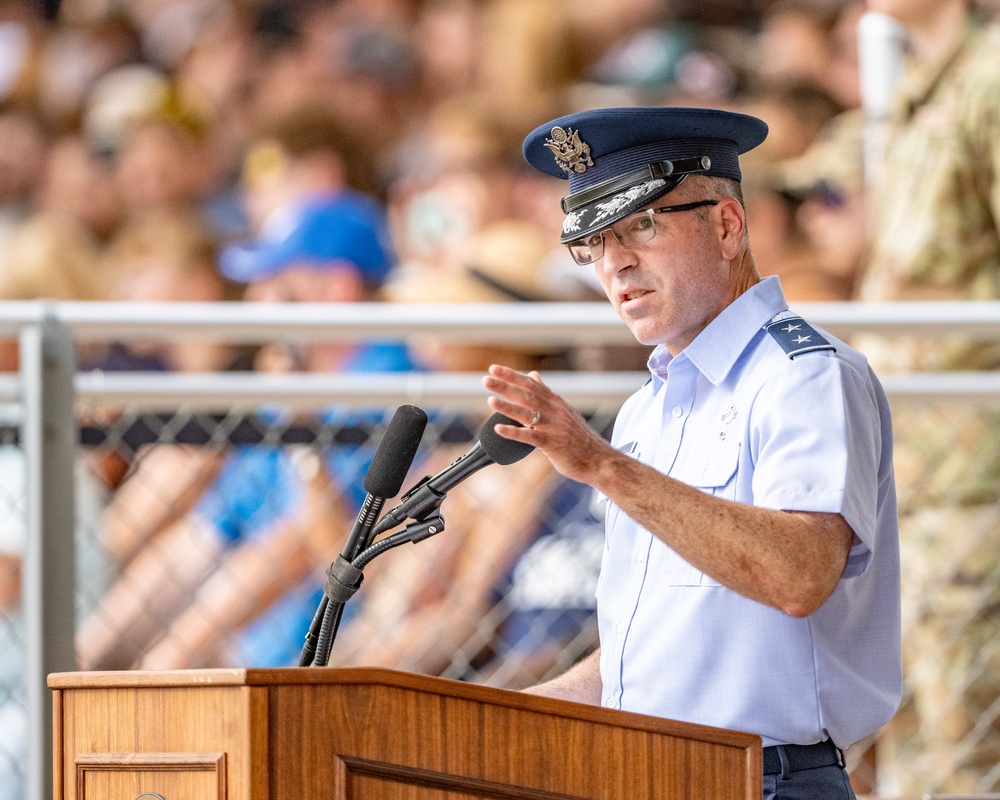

{"left": 857, "top": 0, "right": 1000, "bottom": 794}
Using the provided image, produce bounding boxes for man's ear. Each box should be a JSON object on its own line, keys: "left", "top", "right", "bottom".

{"left": 715, "top": 197, "right": 747, "bottom": 261}
{"left": 315, "top": 261, "right": 365, "bottom": 302}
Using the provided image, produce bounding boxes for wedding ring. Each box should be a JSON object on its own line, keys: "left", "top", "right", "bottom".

{"left": 528, "top": 410, "right": 541, "bottom": 427}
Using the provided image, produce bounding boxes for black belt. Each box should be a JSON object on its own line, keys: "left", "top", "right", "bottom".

{"left": 763, "top": 740, "right": 843, "bottom": 775}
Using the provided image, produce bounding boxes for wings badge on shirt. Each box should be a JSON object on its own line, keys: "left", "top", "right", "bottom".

{"left": 764, "top": 316, "right": 836, "bottom": 358}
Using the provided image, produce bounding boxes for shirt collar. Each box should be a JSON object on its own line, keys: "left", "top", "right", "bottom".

{"left": 647, "top": 275, "right": 789, "bottom": 385}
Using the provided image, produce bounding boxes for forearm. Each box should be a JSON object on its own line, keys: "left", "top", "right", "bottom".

{"left": 102, "top": 447, "right": 225, "bottom": 563}
{"left": 77, "top": 518, "right": 223, "bottom": 670}
{"left": 521, "top": 648, "right": 602, "bottom": 705}
{"left": 336, "top": 562, "right": 504, "bottom": 673}
{"left": 0, "top": 554, "right": 20, "bottom": 609}
{"left": 591, "top": 450, "right": 851, "bottom": 616}
{"left": 140, "top": 525, "right": 311, "bottom": 668}
{"left": 342, "top": 603, "right": 482, "bottom": 673}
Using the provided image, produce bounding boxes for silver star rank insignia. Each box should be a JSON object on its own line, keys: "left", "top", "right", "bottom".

{"left": 764, "top": 316, "right": 835, "bottom": 358}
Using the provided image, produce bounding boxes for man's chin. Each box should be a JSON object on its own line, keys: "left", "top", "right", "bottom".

{"left": 623, "top": 321, "right": 663, "bottom": 348}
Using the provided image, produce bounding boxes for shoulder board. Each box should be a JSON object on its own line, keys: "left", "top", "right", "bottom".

{"left": 764, "top": 316, "right": 836, "bottom": 359}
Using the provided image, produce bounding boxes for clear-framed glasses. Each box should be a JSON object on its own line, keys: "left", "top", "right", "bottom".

{"left": 566, "top": 200, "right": 719, "bottom": 266}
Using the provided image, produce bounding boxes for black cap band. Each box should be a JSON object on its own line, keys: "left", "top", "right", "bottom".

{"left": 561, "top": 156, "right": 711, "bottom": 213}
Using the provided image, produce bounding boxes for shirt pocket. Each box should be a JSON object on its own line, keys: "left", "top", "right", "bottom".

{"left": 664, "top": 442, "right": 742, "bottom": 586}
{"left": 671, "top": 441, "right": 741, "bottom": 501}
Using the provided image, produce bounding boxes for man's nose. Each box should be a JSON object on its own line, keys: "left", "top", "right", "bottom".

{"left": 599, "top": 231, "right": 636, "bottom": 274}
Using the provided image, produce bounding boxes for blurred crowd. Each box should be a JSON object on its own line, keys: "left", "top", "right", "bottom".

{"left": 0, "top": 0, "right": 881, "bottom": 320}
{"left": 2, "top": 0, "right": 1000, "bottom": 796}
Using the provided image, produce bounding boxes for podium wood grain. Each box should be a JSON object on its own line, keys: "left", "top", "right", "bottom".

{"left": 49, "top": 667, "right": 761, "bottom": 800}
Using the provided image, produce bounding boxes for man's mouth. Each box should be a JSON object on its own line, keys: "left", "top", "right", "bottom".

{"left": 623, "top": 290, "right": 651, "bottom": 302}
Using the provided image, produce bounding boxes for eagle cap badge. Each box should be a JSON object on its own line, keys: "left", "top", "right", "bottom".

{"left": 545, "top": 126, "right": 594, "bottom": 174}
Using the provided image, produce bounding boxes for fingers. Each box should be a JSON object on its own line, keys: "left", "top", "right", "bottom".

{"left": 486, "top": 395, "right": 537, "bottom": 437}
{"left": 482, "top": 364, "right": 609, "bottom": 485}
{"left": 486, "top": 363, "right": 543, "bottom": 391}
{"left": 483, "top": 363, "right": 575, "bottom": 439}
{"left": 482, "top": 364, "right": 549, "bottom": 429}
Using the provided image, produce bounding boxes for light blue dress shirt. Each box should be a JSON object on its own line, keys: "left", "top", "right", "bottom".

{"left": 596, "top": 276, "right": 901, "bottom": 749}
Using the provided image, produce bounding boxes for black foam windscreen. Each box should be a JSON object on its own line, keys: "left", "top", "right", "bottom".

{"left": 364, "top": 405, "right": 429, "bottom": 497}
{"left": 478, "top": 412, "right": 536, "bottom": 466}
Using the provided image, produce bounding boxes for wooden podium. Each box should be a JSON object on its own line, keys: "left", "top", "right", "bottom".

{"left": 49, "top": 667, "right": 762, "bottom": 800}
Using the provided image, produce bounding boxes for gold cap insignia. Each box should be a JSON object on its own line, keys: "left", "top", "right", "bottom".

{"left": 544, "top": 126, "right": 593, "bottom": 174}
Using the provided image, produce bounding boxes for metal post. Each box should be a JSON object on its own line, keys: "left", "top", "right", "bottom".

{"left": 20, "top": 306, "right": 77, "bottom": 800}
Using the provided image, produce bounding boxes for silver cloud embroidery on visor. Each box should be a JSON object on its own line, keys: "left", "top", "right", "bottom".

{"left": 592, "top": 179, "right": 667, "bottom": 223}
{"left": 562, "top": 210, "right": 584, "bottom": 234}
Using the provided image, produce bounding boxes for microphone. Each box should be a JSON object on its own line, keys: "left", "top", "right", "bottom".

{"left": 341, "top": 404, "right": 429, "bottom": 561}
{"left": 300, "top": 404, "right": 427, "bottom": 666}
{"left": 371, "top": 411, "right": 535, "bottom": 536}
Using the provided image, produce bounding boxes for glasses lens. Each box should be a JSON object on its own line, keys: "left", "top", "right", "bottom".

{"left": 612, "top": 209, "right": 657, "bottom": 248}
{"left": 567, "top": 233, "right": 603, "bottom": 265}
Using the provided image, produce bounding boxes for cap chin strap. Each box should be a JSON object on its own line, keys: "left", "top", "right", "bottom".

{"left": 561, "top": 156, "right": 711, "bottom": 214}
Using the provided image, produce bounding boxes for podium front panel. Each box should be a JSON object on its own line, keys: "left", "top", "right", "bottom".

{"left": 50, "top": 668, "right": 761, "bottom": 800}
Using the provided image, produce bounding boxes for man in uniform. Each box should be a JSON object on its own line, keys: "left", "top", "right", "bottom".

{"left": 482, "top": 105, "right": 902, "bottom": 800}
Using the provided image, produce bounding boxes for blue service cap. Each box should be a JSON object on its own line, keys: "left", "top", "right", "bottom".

{"left": 220, "top": 192, "right": 395, "bottom": 285}
{"left": 522, "top": 106, "right": 768, "bottom": 243}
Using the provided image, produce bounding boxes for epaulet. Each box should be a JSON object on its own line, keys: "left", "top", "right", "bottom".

{"left": 764, "top": 316, "right": 836, "bottom": 358}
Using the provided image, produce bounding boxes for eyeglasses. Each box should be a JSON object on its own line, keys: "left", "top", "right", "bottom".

{"left": 566, "top": 200, "right": 719, "bottom": 266}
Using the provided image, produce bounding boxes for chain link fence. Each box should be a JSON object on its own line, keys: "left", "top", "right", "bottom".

{"left": 5, "top": 301, "right": 1000, "bottom": 799}
{"left": 71, "top": 405, "right": 617, "bottom": 676}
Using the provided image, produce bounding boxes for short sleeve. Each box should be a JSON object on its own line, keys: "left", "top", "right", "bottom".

{"left": 750, "top": 354, "right": 882, "bottom": 559}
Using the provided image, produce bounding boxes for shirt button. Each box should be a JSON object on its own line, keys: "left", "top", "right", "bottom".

{"left": 606, "top": 698, "right": 618, "bottom": 708}
{"left": 671, "top": 406, "right": 683, "bottom": 418}
{"left": 636, "top": 552, "right": 645, "bottom": 563}
{"left": 616, "top": 622, "right": 626, "bottom": 634}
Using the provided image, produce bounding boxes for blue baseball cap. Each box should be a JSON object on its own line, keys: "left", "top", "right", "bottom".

{"left": 522, "top": 106, "right": 768, "bottom": 243}
{"left": 220, "top": 191, "right": 395, "bottom": 285}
